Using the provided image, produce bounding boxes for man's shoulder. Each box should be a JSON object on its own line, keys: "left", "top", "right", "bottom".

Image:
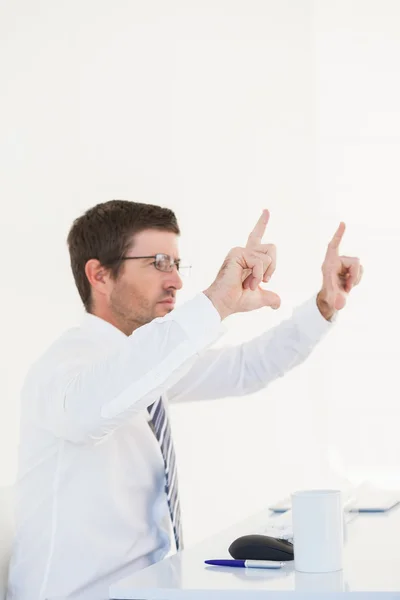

{"left": 25, "top": 324, "right": 102, "bottom": 383}
{"left": 44, "top": 323, "right": 99, "bottom": 357}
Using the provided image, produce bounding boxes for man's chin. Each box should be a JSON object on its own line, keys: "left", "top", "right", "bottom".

{"left": 156, "top": 302, "right": 175, "bottom": 315}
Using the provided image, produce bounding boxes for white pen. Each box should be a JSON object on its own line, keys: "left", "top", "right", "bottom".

{"left": 205, "top": 559, "right": 285, "bottom": 569}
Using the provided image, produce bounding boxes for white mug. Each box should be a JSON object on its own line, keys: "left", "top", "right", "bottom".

{"left": 291, "top": 489, "right": 344, "bottom": 573}
{"left": 295, "top": 569, "right": 345, "bottom": 592}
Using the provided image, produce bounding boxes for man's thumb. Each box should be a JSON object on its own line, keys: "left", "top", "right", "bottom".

{"left": 260, "top": 290, "right": 281, "bottom": 310}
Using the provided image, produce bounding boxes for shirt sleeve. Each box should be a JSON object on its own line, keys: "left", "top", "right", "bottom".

{"left": 167, "top": 294, "right": 336, "bottom": 403}
{"left": 34, "top": 293, "right": 224, "bottom": 442}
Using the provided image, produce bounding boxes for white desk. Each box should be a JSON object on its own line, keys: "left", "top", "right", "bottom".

{"left": 109, "top": 505, "right": 400, "bottom": 599}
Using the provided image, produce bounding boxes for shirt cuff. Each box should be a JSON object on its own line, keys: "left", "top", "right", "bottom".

{"left": 292, "top": 293, "right": 337, "bottom": 344}
{"left": 158, "top": 292, "right": 226, "bottom": 351}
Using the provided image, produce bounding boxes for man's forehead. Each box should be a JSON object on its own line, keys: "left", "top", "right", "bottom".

{"left": 128, "top": 229, "right": 180, "bottom": 255}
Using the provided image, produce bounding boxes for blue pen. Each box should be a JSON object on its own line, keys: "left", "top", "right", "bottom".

{"left": 205, "top": 559, "right": 284, "bottom": 569}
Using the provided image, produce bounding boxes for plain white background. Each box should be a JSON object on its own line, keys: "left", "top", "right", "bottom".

{"left": 0, "top": 0, "right": 399, "bottom": 547}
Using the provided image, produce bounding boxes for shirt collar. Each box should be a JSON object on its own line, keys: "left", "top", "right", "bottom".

{"left": 81, "top": 312, "right": 128, "bottom": 342}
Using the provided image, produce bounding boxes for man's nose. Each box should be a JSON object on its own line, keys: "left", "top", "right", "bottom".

{"left": 165, "top": 268, "right": 183, "bottom": 290}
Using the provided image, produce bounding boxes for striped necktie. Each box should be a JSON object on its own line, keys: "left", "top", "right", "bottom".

{"left": 148, "top": 397, "right": 183, "bottom": 550}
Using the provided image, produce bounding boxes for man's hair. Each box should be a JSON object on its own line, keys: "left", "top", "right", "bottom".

{"left": 67, "top": 200, "right": 180, "bottom": 312}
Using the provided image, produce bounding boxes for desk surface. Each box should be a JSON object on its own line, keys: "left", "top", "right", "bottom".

{"left": 110, "top": 505, "right": 400, "bottom": 599}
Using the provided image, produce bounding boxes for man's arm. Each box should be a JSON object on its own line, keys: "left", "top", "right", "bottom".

{"left": 168, "top": 294, "right": 333, "bottom": 403}
{"left": 168, "top": 220, "right": 364, "bottom": 404}
{"left": 35, "top": 294, "right": 224, "bottom": 443}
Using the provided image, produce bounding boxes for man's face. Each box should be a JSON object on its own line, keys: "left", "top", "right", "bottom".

{"left": 108, "top": 229, "right": 183, "bottom": 332}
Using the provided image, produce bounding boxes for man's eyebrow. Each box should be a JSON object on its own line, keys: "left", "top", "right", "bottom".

{"left": 143, "top": 254, "right": 181, "bottom": 262}
{"left": 157, "top": 254, "right": 181, "bottom": 260}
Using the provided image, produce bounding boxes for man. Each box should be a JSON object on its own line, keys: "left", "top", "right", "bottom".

{"left": 7, "top": 200, "right": 362, "bottom": 600}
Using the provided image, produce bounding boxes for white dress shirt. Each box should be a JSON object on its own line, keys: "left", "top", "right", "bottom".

{"left": 7, "top": 292, "right": 333, "bottom": 600}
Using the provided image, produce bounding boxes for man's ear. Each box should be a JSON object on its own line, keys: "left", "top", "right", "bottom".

{"left": 85, "top": 259, "right": 111, "bottom": 293}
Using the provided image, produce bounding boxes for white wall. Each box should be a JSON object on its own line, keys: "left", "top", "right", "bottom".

{"left": 0, "top": 0, "right": 398, "bottom": 548}
{"left": 314, "top": 0, "right": 400, "bottom": 490}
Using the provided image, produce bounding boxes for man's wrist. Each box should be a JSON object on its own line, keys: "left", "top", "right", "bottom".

{"left": 316, "top": 290, "right": 336, "bottom": 322}
{"left": 203, "top": 288, "right": 232, "bottom": 321}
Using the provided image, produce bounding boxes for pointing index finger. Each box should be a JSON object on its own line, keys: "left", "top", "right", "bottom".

{"left": 328, "top": 221, "right": 346, "bottom": 253}
{"left": 247, "top": 209, "right": 270, "bottom": 247}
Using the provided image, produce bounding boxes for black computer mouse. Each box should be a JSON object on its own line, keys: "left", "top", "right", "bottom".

{"left": 229, "top": 534, "right": 294, "bottom": 561}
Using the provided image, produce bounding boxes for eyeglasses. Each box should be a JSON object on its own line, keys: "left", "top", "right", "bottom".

{"left": 108, "top": 253, "right": 191, "bottom": 274}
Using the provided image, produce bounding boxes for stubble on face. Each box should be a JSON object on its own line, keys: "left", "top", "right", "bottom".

{"left": 109, "top": 276, "right": 175, "bottom": 334}
{"left": 109, "top": 277, "right": 154, "bottom": 332}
